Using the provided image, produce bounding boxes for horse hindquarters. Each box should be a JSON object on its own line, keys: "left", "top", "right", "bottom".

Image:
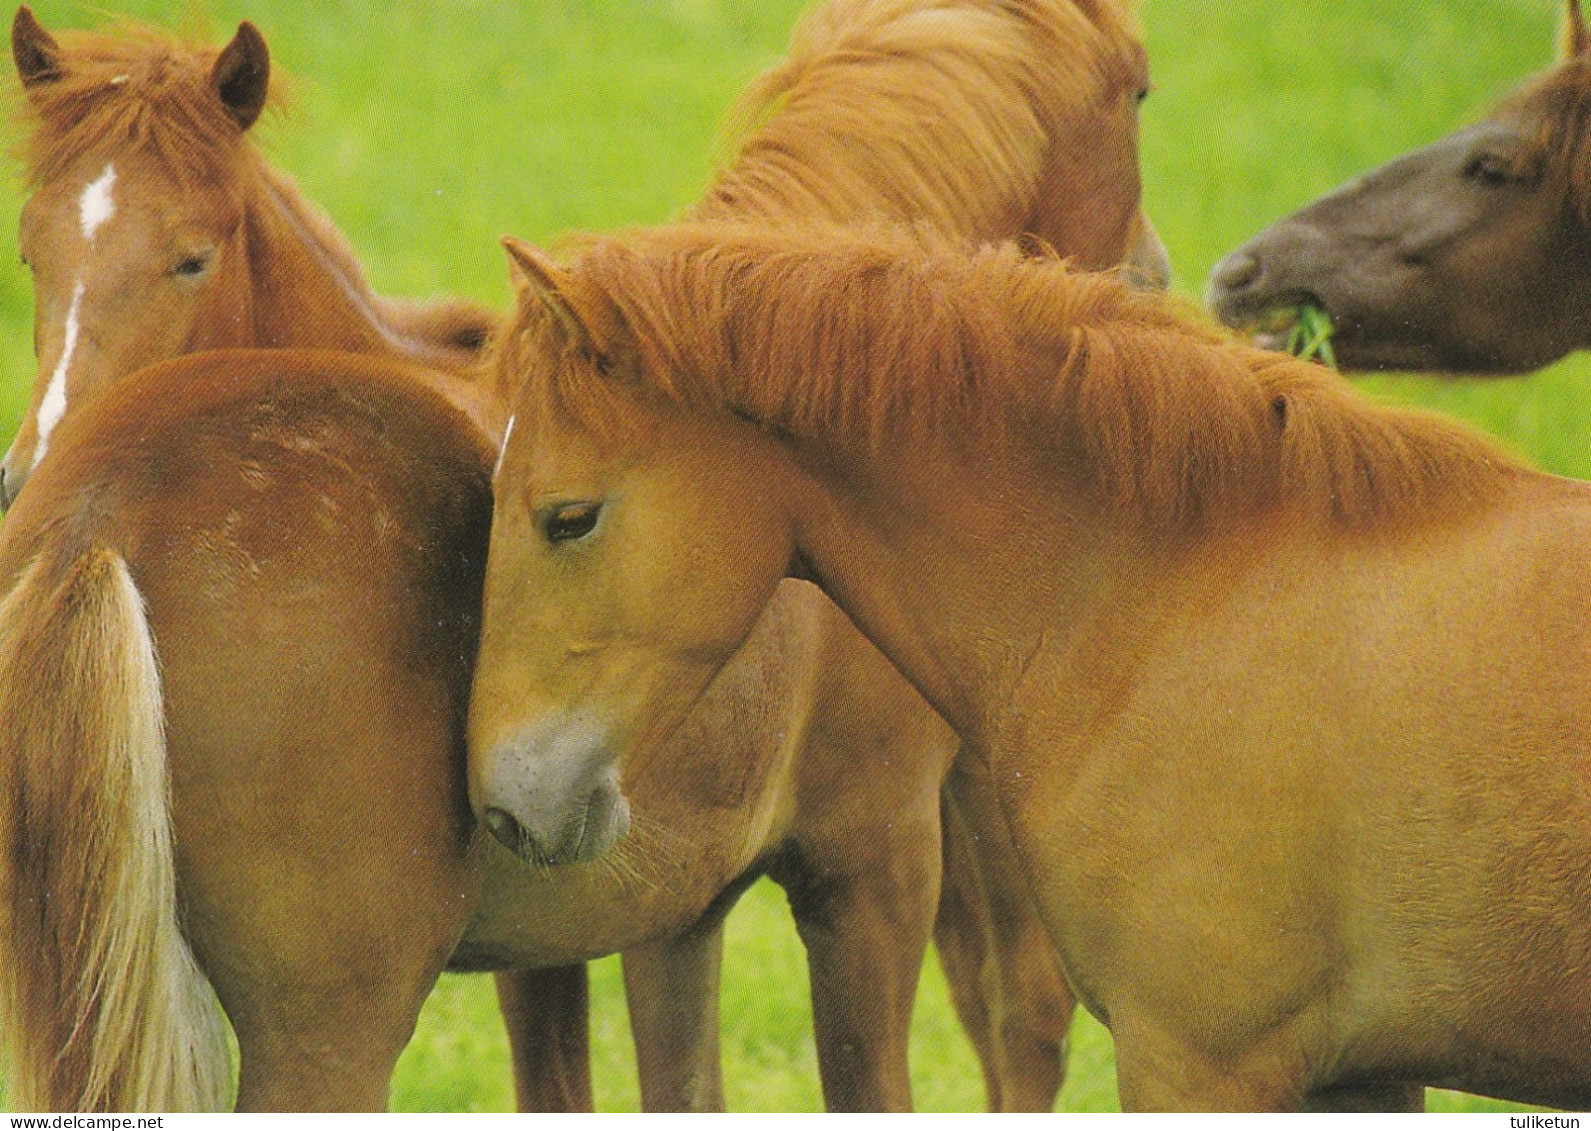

{"left": 0, "top": 550, "right": 229, "bottom": 1112}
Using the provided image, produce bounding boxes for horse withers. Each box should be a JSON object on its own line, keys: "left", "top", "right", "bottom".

{"left": 1208, "top": 0, "right": 1591, "bottom": 375}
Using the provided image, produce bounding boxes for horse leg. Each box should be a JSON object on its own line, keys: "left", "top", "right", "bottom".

{"left": 935, "top": 760, "right": 1073, "bottom": 1111}
{"left": 496, "top": 966, "right": 595, "bottom": 1111}
{"left": 621, "top": 915, "right": 730, "bottom": 1111}
{"left": 234, "top": 1011, "right": 416, "bottom": 1112}
{"left": 776, "top": 812, "right": 940, "bottom": 1112}
{"left": 205, "top": 824, "right": 478, "bottom": 1114}
{"left": 216, "top": 847, "right": 477, "bottom": 1113}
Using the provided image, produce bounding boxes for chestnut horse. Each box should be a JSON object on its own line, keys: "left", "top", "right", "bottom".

{"left": 1, "top": 9, "right": 496, "bottom": 507}
{"left": 0, "top": 0, "right": 1158, "bottom": 1111}
{"left": 1208, "top": 0, "right": 1591, "bottom": 375}
{"left": 473, "top": 221, "right": 1591, "bottom": 1111}
{"left": 688, "top": 0, "right": 1166, "bottom": 285}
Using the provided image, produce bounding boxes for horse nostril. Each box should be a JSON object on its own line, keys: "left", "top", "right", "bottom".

{"left": 484, "top": 807, "right": 524, "bottom": 852}
{"left": 1211, "top": 250, "right": 1262, "bottom": 292}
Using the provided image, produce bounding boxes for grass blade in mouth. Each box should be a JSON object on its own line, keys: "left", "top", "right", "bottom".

{"left": 1286, "top": 303, "right": 1337, "bottom": 369}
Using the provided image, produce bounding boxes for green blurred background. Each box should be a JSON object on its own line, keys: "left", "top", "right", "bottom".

{"left": 0, "top": 0, "right": 1578, "bottom": 1112}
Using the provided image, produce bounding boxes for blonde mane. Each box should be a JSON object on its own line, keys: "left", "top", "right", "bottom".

{"left": 506, "top": 222, "right": 1518, "bottom": 532}
{"left": 691, "top": 0, "right": 1145, "bottom": 238}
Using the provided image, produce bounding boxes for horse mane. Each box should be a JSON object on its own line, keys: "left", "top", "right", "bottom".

{"left": 1501, "top": 54, "right": 1591, "bottom": 224}
{"left": 690, "top": 0, "right": 1145, "bottom": 237}
{"left": 507, "top": 222, "right": 1518, "bottom": 533}
{"left": 10, "top": 21, "right": 282, "bottom": 189}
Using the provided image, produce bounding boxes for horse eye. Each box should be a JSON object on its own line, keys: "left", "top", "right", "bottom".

{"left": 545, "top": 502, "right": 602, "bottom": 544}
{"left": 1465, "top": 155, "right": 1511, "bottom": 187}
{"left": 174, "top": 253, "right": 212, "bottom": 278}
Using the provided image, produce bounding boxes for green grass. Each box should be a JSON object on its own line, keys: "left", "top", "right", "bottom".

{"left": 0, "top": 0, "right": 1579, "bottom": 1113}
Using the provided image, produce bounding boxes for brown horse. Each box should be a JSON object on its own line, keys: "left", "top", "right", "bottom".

{"left": 0, "top": 350, "right": 494, "bottom": 1112}
{"left": 0, "top": 0, "right": 1159, "bottom": 1111}
{"left": 1208, "top": 0, "right": 1591, "bottom": 375}
{"left": 473, "top": 220, "right": 1591, "bottom": 1111}
{"left": 0, "top": 9, "right": 497, "bottom": 507}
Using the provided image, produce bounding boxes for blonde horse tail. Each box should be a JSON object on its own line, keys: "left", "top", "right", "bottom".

{"left": 0, "top": 548, "right": 229, "bottom": 1112}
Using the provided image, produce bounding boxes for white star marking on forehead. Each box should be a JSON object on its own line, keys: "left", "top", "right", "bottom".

{"left": 79, "top": 163, "right": 117, "bottom": 242}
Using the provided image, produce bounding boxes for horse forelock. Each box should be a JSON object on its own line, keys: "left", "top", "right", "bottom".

{"left": 693, "top": 0, "right": 1144, "bottom": 237}
{"left": 12, "top": 23, "right": 282, "bottom": 190}
{"left": 505, "top": 221, "right": 1518, "bottom": 536}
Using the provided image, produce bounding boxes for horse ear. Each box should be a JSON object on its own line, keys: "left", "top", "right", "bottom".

{"left": 1566, "top": 0, "right": 1590, "bottom": 58}
{"left": 13, "top": 7, "right": 61, "bottom": 94}
{"left": 212, "top": 21, "right": 270, "bottom": 131}
{"left": 502, "top": 235, "right": 613, "bottom": 359}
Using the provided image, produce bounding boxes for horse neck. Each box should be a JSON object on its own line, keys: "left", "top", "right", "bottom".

{"left": 790, "top": 439, "right": 1111, "bottom": 738}
{"left": 790, "top": 435, "right": 1298, "bottom": 777}
{"left": 242, "top": 167, "right": 451, "bottom": 365}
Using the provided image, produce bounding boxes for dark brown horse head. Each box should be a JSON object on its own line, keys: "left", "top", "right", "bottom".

{"left": 4, "top": 9, "right": 271, "bottom": 506}
{"left": 1208, "top": 0, "right": 1591, "bottom": 375}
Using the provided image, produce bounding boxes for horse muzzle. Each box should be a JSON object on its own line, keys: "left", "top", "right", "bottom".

{"left": 471, "top": 714, "right": 632, "bottom": 867}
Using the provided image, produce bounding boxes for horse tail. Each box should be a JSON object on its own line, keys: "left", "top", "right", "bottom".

{"left": 0, "top": 548, "right": 229, "bottom": 1112}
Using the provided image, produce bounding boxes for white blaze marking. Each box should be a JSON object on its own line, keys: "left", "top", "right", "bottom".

{"left": 29, "top": 165, "right": 118, "bottom": 472}
{"left": 33, "top": 281, "right": 84, "bottom": 469}
{"left": 495, "top": 414, "right": 517, "bottom": 476}
{"left": 79, "top": 163, "right": 117, "bottom": 241}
